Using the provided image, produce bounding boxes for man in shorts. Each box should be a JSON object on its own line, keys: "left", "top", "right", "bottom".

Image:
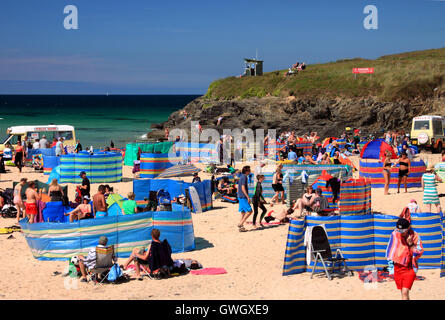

{"left": 93, "top": 185, "right": 108, "bottom": 218}
{"left": 237, "top": 166, "right": 252, "bottom": 232}
{"left": 25, "top": 181, "right": 40, "bottom": 224}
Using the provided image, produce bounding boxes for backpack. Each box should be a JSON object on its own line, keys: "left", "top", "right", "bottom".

{"left": 157, "top": 189, "right": 171, "bottom": 205}
{"left": 107, "top": 263, "right": 123, "bottom": 282}
{"left": 75, "top": 186, "right": 82, "bottom": 204}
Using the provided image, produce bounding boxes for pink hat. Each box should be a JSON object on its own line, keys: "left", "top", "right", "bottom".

{"left": 410, "top": 199, "right": 417, "bottom": 203}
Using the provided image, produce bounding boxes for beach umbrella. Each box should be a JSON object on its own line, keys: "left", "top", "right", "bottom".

{"left": 360, "top": 139, "right": 397, "bottom": 160}
{"left": 322, "top": 137, "right": 337, "bottom": 148}
{"left": 156, "top": 164, "right": 201, "bottom": 179}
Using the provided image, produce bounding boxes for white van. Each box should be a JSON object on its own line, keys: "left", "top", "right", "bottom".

{"left": 410, "top": 115, "right": 445, "bottom": 153}
{"left": 1, "top": 125, "right": 76, "bottom": 151}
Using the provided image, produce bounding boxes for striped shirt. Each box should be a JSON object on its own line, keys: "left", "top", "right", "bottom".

{"left": 422, "top": 173, "right": 439, "bottom": 204}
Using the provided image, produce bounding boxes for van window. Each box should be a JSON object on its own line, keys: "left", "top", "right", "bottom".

{"left": 433, "top": 120, "right": 443, "bottom": 136}
{"left": 3, "top": 134, "right": 19, "bottom": 145}
{"left": 54, "top": 131, "right": 74, "bottom": 141}
{"left": 414, "top": 120, "right": 430, "bottom": 130}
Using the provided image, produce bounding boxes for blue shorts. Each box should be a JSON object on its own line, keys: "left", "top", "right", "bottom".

{"left": 96, "top": 211, "right": 107, "bottom": 218}
{"left": 238, "top": 198, "right": 252, "bottom": 213}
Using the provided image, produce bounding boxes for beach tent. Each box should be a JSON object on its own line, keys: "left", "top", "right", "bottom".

{"left": 47, "top": 166, "right": 61, "bottom": 184}
{"left": 360, "top": 139, "right": 397, "bottom": 160}
{"left": 106, "top": 193, "right": 126, "bottom": 216}
{"left": 155, "top": 164, "right": 201, "bottom": 179}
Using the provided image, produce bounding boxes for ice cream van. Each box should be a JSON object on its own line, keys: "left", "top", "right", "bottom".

{"left": 410, "top": 115, "right": 445, "bottom": 153}
{"left": 0, "top": 125, "right": 76, "bottom": 151}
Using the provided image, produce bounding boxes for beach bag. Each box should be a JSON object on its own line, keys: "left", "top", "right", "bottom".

{"left": 107, "top": 263, "right": 123, "bottom": 282}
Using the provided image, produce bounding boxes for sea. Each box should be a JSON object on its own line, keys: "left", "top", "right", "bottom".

{"left": 0, "top": 95, "right": 199, "bottom": 148}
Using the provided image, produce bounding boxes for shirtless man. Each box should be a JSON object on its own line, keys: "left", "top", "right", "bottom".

{"left": 14, "top": 178, "right": 27, "bottom": 223}
{"left": 25, "top": 181, "right": 40, "bottom": 224}
{"left": 93, "top": 185, "right": 108, "bottom": 218}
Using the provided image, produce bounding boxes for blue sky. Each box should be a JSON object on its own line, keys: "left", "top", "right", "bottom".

{"left": 0, "top": 0, "right": 444, "bottom": 94}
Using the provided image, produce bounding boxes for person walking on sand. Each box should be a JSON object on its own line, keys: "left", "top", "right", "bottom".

{"left": 386, "top": 218, "right": 423, "bottom": 300}
{"left": 422, "top": 164, "right": 443, "bottom": 213}
{"left": 14, "top": 141, "right": 24, "bottom": 173}
{"left": 271, "top": 166, "right": 285, "bottom": 205}
{"left": 25, "top": 181, "right": 39, "bottom": 224}
{"left": 252, "top": 174, "right": 267, "bottom": 229}
{"left": 237, "top": 166, "right": 253, "bottom": 232}
{"left": 14, "top": 178, "right": 27, "bottom": 223}
{"left": 55, "top": 137, "right": 64, "bottom": 156}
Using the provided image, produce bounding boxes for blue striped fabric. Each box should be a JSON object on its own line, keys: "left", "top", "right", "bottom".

{"left": 19, "top": 209, "right": 195, "bottom": 261}
{"left": 411, "top": 213, "right": 443, "bottom": 268}
{"left": 359, "top": 160, "right": 426, "bottom": 188}
{"left": 305, "top": 216, "right": 341, "bottom": 272}
{"left": 373, "top": 215, "right": 397, "bottom": 267}
{"left": 174, "top": 142, "right": 217, "bottom": 163}
{"left": 60, "top": 152, "right": 122, "bottom": 183}
{"left": 248, "top": 164, "right": 352, "bottom": 198}
{"left": 282, "top": 213, "right": 444, "bottom": 276}
{"left": 282, "top": 219, "right": 306, "bottom": 275}
{"left": 440, "top": 217, "right": 445, "bottom": 277}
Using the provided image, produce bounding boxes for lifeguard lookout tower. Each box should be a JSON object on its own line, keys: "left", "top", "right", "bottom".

{"left": 243, "top": 58, "right": 263, "bottom": 77}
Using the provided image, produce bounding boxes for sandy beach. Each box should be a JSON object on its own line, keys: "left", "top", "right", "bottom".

{"left": 1, "top": 154, "right": 445, "bottom": 300}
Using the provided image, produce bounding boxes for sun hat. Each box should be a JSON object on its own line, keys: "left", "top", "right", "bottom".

{"left": 83, "top": 195, "right": 90, "bottom": 201}
{"left": 410, "top": 199, "right": 417, "bottom": 203}
{"left": 426, "top": 163, "right": 435, "bottom": 172}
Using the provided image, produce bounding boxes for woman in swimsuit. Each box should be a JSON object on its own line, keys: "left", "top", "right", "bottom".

{"left": 293, "top": 186, "right": 316, "bottom": 217}
{"left": 48, "top": 179, "right": 64, "bottom": 202}
{"left": 13, "top": 178, "right": 27, "bottom": 223}
{"left": 381, "top": 150, "right": 393, "bottom": 195}
{"left": 397, "top": 152, "right": 411, "bottom": 194}
{"left": 271, "top": 166, "right": 285, "bottom": 205}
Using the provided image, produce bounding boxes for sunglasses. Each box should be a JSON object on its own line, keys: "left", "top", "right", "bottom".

{"left": 396, "top": 228, "right": 409, "bottom": 233}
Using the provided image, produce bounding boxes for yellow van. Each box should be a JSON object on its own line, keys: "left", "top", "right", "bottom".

{"left": 0, "top": 125, "right": 76, "bottom": 151}
{"left": 410, "top": 115, "right": 445, "bottom": 153}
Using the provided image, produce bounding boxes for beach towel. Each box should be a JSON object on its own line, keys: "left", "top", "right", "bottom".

{"left": 191, "top": 268, "right": 227, "bottom": 275}
{"left": 357, "top": 270, "right": 425, "bottom": 283}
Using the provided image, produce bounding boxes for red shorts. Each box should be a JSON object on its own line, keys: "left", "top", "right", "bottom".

{"left": 394, "top": 263, "right": 416, "bottom": 290}
{"left": 25, "top": 202, "right": 38, "bottom": 215}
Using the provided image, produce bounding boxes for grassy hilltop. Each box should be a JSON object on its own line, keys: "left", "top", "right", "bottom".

{"left": 204, "top": 47, "right": 445, "bottom": 101}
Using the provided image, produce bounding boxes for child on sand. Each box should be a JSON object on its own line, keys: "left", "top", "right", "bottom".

{"left": 252, "top": 174, "right": 267, "bottom": 228}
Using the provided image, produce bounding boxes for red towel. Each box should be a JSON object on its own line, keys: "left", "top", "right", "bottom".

{"left": 191, "top": 268, "right": 227, "bottom": 275}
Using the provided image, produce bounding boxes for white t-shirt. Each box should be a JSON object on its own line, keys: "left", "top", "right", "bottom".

{"left": 39, "top": 138, "right": 47, "bottom": 149}
{"left": 407, "top": 202, "right": 420, "bottom": 214}
{"left": 32, "top": 142, "right": 40, "bottom": 149}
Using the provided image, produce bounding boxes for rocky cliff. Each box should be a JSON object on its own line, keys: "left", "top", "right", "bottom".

{"left": 147, "top": 95, "right": 445, "bottom": 140}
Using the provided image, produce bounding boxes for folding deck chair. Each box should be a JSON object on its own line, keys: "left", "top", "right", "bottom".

{"left": 90, "top": 245, "right": 115, "bottom": 284}
{"left": 308, "top": 225, "right": 353, "bottom": 280}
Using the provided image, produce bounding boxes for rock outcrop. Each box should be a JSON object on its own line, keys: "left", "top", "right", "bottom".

{"left": 146, "top": 96, "right": 445, "bottom": 141}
